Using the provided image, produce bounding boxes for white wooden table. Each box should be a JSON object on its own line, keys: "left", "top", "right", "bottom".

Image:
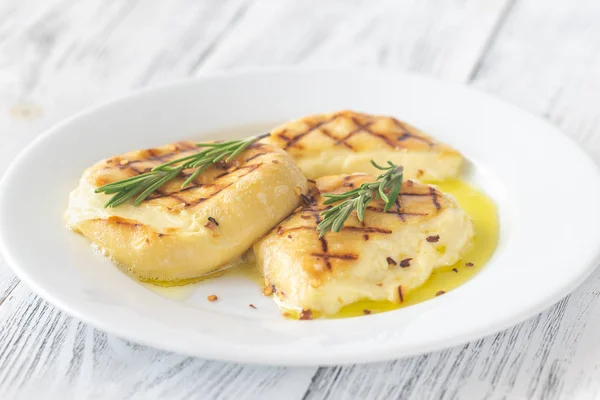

{"left": 1, "top": 1, "right": 600, "bottom": 399}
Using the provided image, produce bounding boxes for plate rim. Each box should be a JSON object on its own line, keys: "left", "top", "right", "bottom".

{"left": 2, "top": 67, "right": 600, "bottom": 366}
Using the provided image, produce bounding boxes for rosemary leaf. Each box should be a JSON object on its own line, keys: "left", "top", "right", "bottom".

{"left": 317, "top": 161, "right": 403, "bottom": 237}
{"left": 95, "top": 133, "right": 268, "bottom": 208}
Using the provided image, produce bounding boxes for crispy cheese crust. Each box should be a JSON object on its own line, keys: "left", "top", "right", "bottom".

{"left": 254, "top": 174, "right": 474, "bottom": 315}
{"left": 262, "top": 110, "right": 462, "bottom": 181}
{"left": 66, "top": 141, "right": 308, "bottom": 282}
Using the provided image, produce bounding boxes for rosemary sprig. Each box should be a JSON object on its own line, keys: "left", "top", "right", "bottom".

{"left": 316, "top": 161, "right": 403, "bottom": 237}
{"left": 95, "top": 133, "right": 269, "bottom": 208}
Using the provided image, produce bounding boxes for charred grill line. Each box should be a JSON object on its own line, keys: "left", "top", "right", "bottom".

{"left": 278, "top": 225, "right": 392, "bottom": 235}
{"left": 244, "top": 152, "right": 267, "bottom": 162}
{"left": 332, "top": 117, "right": 376, "bottom": 150}
{"left": 115, "top": 142, "right": 198, "bottom": 170}
{"left": 302, "top": 206, "right": 330, "bottom": 213}
{"left": 400, "top": 192, "right": 433, "bottom": 196}
{"left": 430, "top": 187, "right": 441, "bottom": 210}
{"left": 312, "top": 211, "right": 331, "bottom": 269}
{"left": 214, "top": 163, "right": 260, "bottom": 179}
{"left": 168, "top": 193, "right": 192, "bottom": 206}
{"left": 370, "top": 131, "right": 402, "bottom": 148}
{"left": 321, "top": 127, "right": 354, "bottom": 150}
{"left": 146, "top": 182, "right": 203, "bottom": 200}
{"left": 145, "top": 164, "right": 260, "bottom": 207}
{"left": 311, "top": 253, "right": 358, "bottom": 261}
{"left": 394, "top": 198, "right": 405, "bottom": 222}
{"left": 392, "top": 119, "right": 434, "bottom": 146}
{"left": 366, "top": 206, "right": 428, "bottom": 218}
{"left": 127, "top": 164, "right": 152, "bottom": 175}
{"left": 146, "top": 148, "right": 159, "bottom": 157}
{"left": 342, "top": 226, "right": 392, "bottom": 234}
{"left": 393, "top": 119, "right": 434, "bottom": 145}
{"left": 111, "top": 218, "right": 141, "bottom": 228}
{"left": 283, "top": 116, "right": 338, "bottom": 149}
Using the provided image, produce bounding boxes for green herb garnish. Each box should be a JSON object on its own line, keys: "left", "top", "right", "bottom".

{"left": 95, "top": 134, "right": 268, "bottom": 208}
{"left": 316, "top": 161, "right": 403, "bottom": 237}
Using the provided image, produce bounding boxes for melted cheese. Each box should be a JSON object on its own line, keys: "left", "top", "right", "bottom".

{"left": 263, "top": 110, "right": 463, "bottom": 181}
{"left": 65, "top": 142, "right": 308, "bottom": 282}
{"left": 66, "top": 179, "right": 205, "bottom": 232}
{"left": 327, "top": 179, "right": 498, "bottom": 318}
{"left": 254, "top": 175, "right": 475, "bottom": 315}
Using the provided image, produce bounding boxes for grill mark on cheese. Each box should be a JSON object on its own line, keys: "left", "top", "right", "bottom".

{"left": 312, "top": 210, "right": 331, "bottom": 269}
{"left": 114, "top": 142, "right": 268, "bottom": 172}
{"left": 365, "top": 206, "right": 429, "bottom": 218}
{"left": 333, "top": 117, "right": 375, "bottom": 148}
{"left": 127, "top": 164, "right": 152, "bottom": 175}
{"left": 311, "top": 253, "right": 358, "bottom": 261}
{"left": 394, "top": 198, "right": 405, "bottom": 222}
{"left": 110, "top": 217, "right": 141, "bottom": 228}
{"left": 146, "top": 182, "right": 203, "bottom": 200}
{"left": 278, "top": 225, "right": 392, "bottom": 235}
{"left": 116, "top": 141, "right": 198, "bottom": 169}
{"left": 282, "top": 117, "right": 337, "bottom": 149}
{"left": 91, "top": 141, "right": 268, "bottom": 209}
{"left": 392, "top": 119, "right": 434, "bottom": 146}
{"left": 245, "top": 152, "right": 267, "bottom": 162}
{"left": 146, "top": 148, "right": 159, "bottom": 157}
{"left": 397, "top": 132, "right": 433, "bottom": 146}
{"left": 159, "top": 164, "right": 262, "bottom": 208}
{"left": 269, "top": 110, "right": 453, "bottom": 154}
{"left": 213, "top": 163, "right": 261, "bottom": 180}
{"left": 401, "top": 192, "right": 433, "bottom": 196}
{"left": 369, "top": 131, "right": 401, "bottom": 148}
{"left": 167, "top": 193, "right": 191, "bottom": 206}
{"left": 430, "top": 186, "right": 441, "bottom": 210}
{"left": 341, "top": 226, "right": 392, "bottom": 234}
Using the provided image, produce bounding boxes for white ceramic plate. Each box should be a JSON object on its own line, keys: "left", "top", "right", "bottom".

{"left": 1, "top": 69, "right": 600, "bottom": 366}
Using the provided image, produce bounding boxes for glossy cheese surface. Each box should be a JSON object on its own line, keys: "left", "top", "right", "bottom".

{"left": 262, "top": 110, "right": 463, "bottom": 181}
{"left": 333, "top": 179, "right": 499, "bottom": 318}
{"left": 66, "top": 141, "right": 308, "bottom": 282}
{"left": 253, "top": 174, "right": 475, "bottom": 315}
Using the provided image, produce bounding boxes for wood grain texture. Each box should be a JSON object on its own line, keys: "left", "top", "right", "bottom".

{"left": 305, "top": 272, "right": 600, "bottom": 400}
{"left": 0, "top": 286, "right": 316, "bottom": 400}
{"left": 1, "top": 0, "right": 599, "bottom": 399}
{"left": 199, "top": 0, "right": 513, "bottom": 82}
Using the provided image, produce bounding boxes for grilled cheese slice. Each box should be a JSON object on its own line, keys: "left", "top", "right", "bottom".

{"left": 262, "top": 110, "right": 462, "bottom": 181}
{"left": 66, "top": 141, "right": 308, "bottom": 282}
{"left": 254, "top": 174, "right": 474, "bottom": 315}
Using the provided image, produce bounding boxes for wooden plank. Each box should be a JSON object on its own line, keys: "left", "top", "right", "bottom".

{"left": 0, "top": 285, "right": 316, "bottom": 400}
{"left": 199, "top": 0, "right": 513, "bottom": 82}
{"left": 305, "top": 0, "right": 600, "bottom": 399}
